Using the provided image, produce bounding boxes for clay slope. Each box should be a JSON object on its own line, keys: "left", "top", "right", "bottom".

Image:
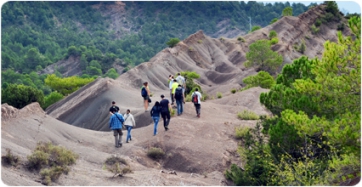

{"left": 2, "top": 87, "right": 269, "bottom": 185}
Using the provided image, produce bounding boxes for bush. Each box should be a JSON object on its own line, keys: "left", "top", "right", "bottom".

{"left": 315, "top": 19, "right": 322, "bottom": 27}
{"left": 270, "top": 18, "right": 278, "bottom": 24}
{"left": 197, "top": 40, "right": 203, "bottom": 44}
{"left": 242, "top": 71, "right": 275, "bottom": 90}
{"left": 269, "top": 30, "right": 277, "bottom": 39}
{"left": 251, "top": 26, "right": 261, "bottom": 32}
{"left": 269, "top": 37, "right": 279, "bottom": 45}
{"left": 1, "top": 84, "right": 45, "bottom": 109}
{"left": 216, "top": 92, "right": 222, "bottom": 99}
{"left": 166, "top": 38, "right": 180, "bottom": 48}
{"left": 147, "top": 147, "right": 165, "bottom": 160}
{"left": 237, "top": 110, "right": 259, "bottom": 120}
{"left": 103, "top": 155, "right": 131, "bottom": 177}
{"left": 2, "top": 148, "right": 19, "bottom": 167}
{"left": 26, "top": 142, "right": 78, "bottom": 185}
{"left": 43, "top": 91, "right": 64, "bottom": 109}
{"left": 231, "top": 89, "right": 237, "bottom": 94}
{"left": 237, "top": 37, "right": 245, "bottom": 42}
{"left": 235, "top": 126, "right": 251, "bottom": 139}
{"left": 311, "top": 24, "right": 319, "bottom": 34}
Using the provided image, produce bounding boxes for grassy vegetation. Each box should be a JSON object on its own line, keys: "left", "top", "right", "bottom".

{"left": 231, "top": 88, "right": 237, "bottom": 94}
{"left": 2, "top": 148, "right": 20, "bottom": 167}
{"left": 216, "top": 92, "right": 222, "bottom": 99}
{"left": 147, "top": 147, "right": 165, "bottom": 160}
{"left": 103, "top": 155, "right": 132, "bottom": 177}
{"left": 235, "top": 126, "right": 251, "bottom": 139}
{"left": 237, "top": 110, "right": 259, "bottom": 120}
{"left": 26, "top": 142, "right": 78, "bottom": 185}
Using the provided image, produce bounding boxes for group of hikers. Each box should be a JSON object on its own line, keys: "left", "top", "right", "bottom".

{"left": 108, "top": 72, "right": 202, "bottom": 148}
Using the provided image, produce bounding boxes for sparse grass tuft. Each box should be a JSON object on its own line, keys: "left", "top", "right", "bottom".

{"left": 237, "top": 37, "right": 245, "bottom": 42}
{"left": 202, "top": 93, "right": 208, "bottom": 101}
{"left": 235, "top": 126, "right": 251, "bottom": 139}
{"left": 217, "top": 92, "right": 222, "bottom": 99}
{"left": 26, "top": 142, "right": 78, "bottom": 185}
{"left": 237, "top": 110, "right": 259, "bottom": 120}
{"left": 197, "top": 40, "right": 203, "bottom": 44}
{"left": 231, "top": 89, "right": 237, "bottom": 94}
{"left": 103, "top": 155, "right": 131, "bottom": 177}
{"left": 147, "top": 147, "right": 165, "bottom": 160}
{"left": 2, "top": 148, "right": 20, "bottom": 167}
{"left": 185, "top": 94, "right": 192, "bottom": 102}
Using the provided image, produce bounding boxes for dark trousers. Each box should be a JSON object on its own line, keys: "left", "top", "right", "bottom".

{"left": 194, "top": 104, "right": 201, "bottom": 115}
{"left": 170, "top": 90, "right": 174, "bottom": 104}
{"left": 161, "top": 111, "right": 170, "bottom": 128}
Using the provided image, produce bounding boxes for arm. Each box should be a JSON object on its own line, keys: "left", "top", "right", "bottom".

{"left": 131, "top": 115, "right": 136, "bottom": 127}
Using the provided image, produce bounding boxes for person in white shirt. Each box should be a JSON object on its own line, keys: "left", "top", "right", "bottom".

{"left": 191, "top": 88, "right": 202, "bottom": 118}
{"left": 123, "top": 109, "right": 136, "bottom": 143}
{"left": 168, "top": 75, "right": 175, "bottom": 105}
{"left": 176, "top": 72, "right": 186, "bottom": 98}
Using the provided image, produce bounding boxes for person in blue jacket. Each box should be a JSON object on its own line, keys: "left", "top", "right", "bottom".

{"left": 109, "top": 110, "right": 125, "bottom": 148}
{"left": 150, "top": 101, "right": 161, "bottom": 136}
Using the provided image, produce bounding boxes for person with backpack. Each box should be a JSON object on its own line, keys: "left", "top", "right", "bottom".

{"left": 141, "top": 82, "right": 151, "bottom": 112}
{"left": 168, "top": 76, "right": 175, "bottom": 105}
{"left": 176, "top": 72, "right": 186, "bottom": 98}
{"left": 160, "top": 94, "right": 172, "bottom": 131}
{"left": 123, "top": 109, "right": 136, "bottom": 143}
{"left": 174, "top": 84, "right": 184, "bottom": 116}
{"left": 150, "top": 101, "right": 161, "bottom": 136}
{"left": 191, "top": 88, "right": 202, "bottom": 118}
{"left": 171, "top": 79, "right": 179, "bottom": 107}
{"left": 109, "top": 101, "right": 119, "bottom": 115}
{"left": 109, "top": 110, "right": 125, "bottom": 148}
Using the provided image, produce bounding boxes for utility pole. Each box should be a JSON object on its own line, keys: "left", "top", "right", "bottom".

{"left": 249, "top": 17, "right": 251, "bottom": 32}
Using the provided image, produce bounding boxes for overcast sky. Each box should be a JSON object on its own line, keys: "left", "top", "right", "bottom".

{"left": 260, "top": 1, "right": 361, "bottom": 14}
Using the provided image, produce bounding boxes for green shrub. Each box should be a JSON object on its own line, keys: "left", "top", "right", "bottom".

{"left": 237, "top": 37, "right": 245, "bottom": 42}
{"left": 311, "top": 24, "right": 319, "bottom": 34}
{"left": 105, "top": 155, "right": 127, "bottom": 166}
{"left": 1, "top": 148, "right": 20, "bottom": 167}
{"left": 298, "top": 40, "right": 306, "bottom": 54}
{"left": 147, "top": 147, "right": 165, "bottom": 160}
{"left": 235, "top": 126, "right": 251, "bottom": 139}
{"left": 269, "top": 37, "right": 279, "bottom": 45}
{"left": 269, "top": 30, "right": 277, "bottom": 39}
{"left": 315, "top": 19, "right": 322, "bottom": 27}
{"left": 40, "top": 166, "right": 69, "bottom": 185}
{"left": 270, "top": 18, "right": 278, "bottom": 24}
{"left": 197, "top": 40, "right": 203, "bottom": 44}
{"left": 185, "top": 94, "right": 192, "bottom": 102}
{"left": 216, "top": 92, "right": 222, "bottom": 99}
{"left": 231, "top": 89, "right": 237, "bottom": 94}
{"left": 237, "top": 110, "right": 259, "bottom": 120}
{"left": 166, "top": 38, "right": 180, "bottom": 48}
{"left": 43, "top": 91, "right": 64, "bottom": 109}
{"left": 202, "top": 93, "right": 208, "bottom": 101}
{"left": 251, "top": 26, "right": 261, "bottom": 32}
{"left": 243, "top": 71, "right": 275, "bottom": 89}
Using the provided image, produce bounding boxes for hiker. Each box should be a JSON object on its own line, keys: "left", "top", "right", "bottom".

{"left": 174, "top": 84, "right": 184, "bottom": 116}
{"left": 123, "top": 109, "right": 136, "bottom": 143}
{"left": 109, "top": 101, "right": 119, "bottom": 115}
{"left": 141, "top": 82, "right": 151, "bottom": 112}
{"left": 168, "top": 76, "right": 175, "bottom": 105}
{"left": 191, "top": 88, "right": 202, "bottom": 118}
{"left": 150, "top": 101, "right": 161, "bottom": 136}
{"left": 109, "top": 110, "right": 125, "bottom": 148}
{"left": 160, "top": 94, "right": 172, "bottom": 131}
{"left": 171, "top": 79, "right": 179, "bottom": 107}
{"left": 176, "top": 72, "right": 186, "bottom": 97}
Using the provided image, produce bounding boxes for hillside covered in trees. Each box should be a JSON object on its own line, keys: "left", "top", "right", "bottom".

{"left": 1, "top": 2, "right": 312, "bottom": 99}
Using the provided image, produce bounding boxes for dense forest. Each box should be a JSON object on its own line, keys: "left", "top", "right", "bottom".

{"left": 1, "top": 1, "right": 313, "bottom": 106}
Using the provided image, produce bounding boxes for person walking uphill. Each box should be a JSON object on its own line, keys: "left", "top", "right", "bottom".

{"left": 109, "top": 101, "right": 119, "bottom": 114}
{"left": 150, "top": 101, "right": 161, "bottom": 136}
{"left": 176, "top": 72, "right": 186, "bottom": 97}
{"left": 174, "top": 84, "right": 184, "bottom": 116}
{"left": 160, "top": 94, "right": 172, "bottom": 131}
{"left": 109, "top": 110, "right": 125, "bottom": 148}
{"left": 171, "top": 79, "right": 179, "bottom": 107}
{"left": 191, "top": 88, "right": 202, "bottom": 118}
{"left": 168, "top": 76, "right": 175, "bottom": 105}
{"left": 141, "top": 82, "right": 151, "bottom": 112}
{"left": 123, "top": 109, "right": 136, "bottom": 143}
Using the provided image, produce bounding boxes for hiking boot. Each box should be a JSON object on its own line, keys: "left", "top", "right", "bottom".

{"left": 165, "top": 127, "right": 169, "bottom": 131}
{"left": 119, "top": 143, "right": 122, "bottom": 147}
{"left": 126, "top": 141, "right": 129, "bottom": 143}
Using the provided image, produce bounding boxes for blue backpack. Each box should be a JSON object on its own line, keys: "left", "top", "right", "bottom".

{"left": 141, "top": 87, "right": 147, "bottom": 97}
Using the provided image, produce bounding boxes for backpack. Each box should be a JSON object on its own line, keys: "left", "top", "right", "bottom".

{"left": 175, "top": 88, "right": 183, "bottom": 100}
{"left": 141, "top": 87, "right": 147, "bottom": 97}
{"left": 192, "top": 93, "right": 198, "bottom": 103}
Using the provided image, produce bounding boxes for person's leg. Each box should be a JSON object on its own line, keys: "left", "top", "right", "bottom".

{"left": 114, "top": 130, "right": 119, "bottom": 147}
{"left": 144, "top": 98, "right": 147, "bottom": 111}
{"left": 180, "top": 99, "right": 184, "bottom": 114}
{"left": 118, "top": 129, "right": 123, "bottom": 146}
{"left": 165, "top": 112, "right": 171, "bottom": 128}
{"left": 161, "top": 112, "right": 167, "bottom": 129}
{"left": 128, "top": 126, "right": 132, "bottom": 141}
{"left": 170, "top": 90, "right": 174, "bottom": 104}
{"left": 176, "top": 99, "right": 181, "bottom": 115}
{"left": 153, "top": 116, "right": 159, "bottom": 135}
{"left": 196, "top": 104, "right": 201, "bottom": 117}
{"left": 194, "top": 104, "right": 198, "bottom": 116}
{"left": 125, "top": 126, "right": 130, "bottom": 142}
